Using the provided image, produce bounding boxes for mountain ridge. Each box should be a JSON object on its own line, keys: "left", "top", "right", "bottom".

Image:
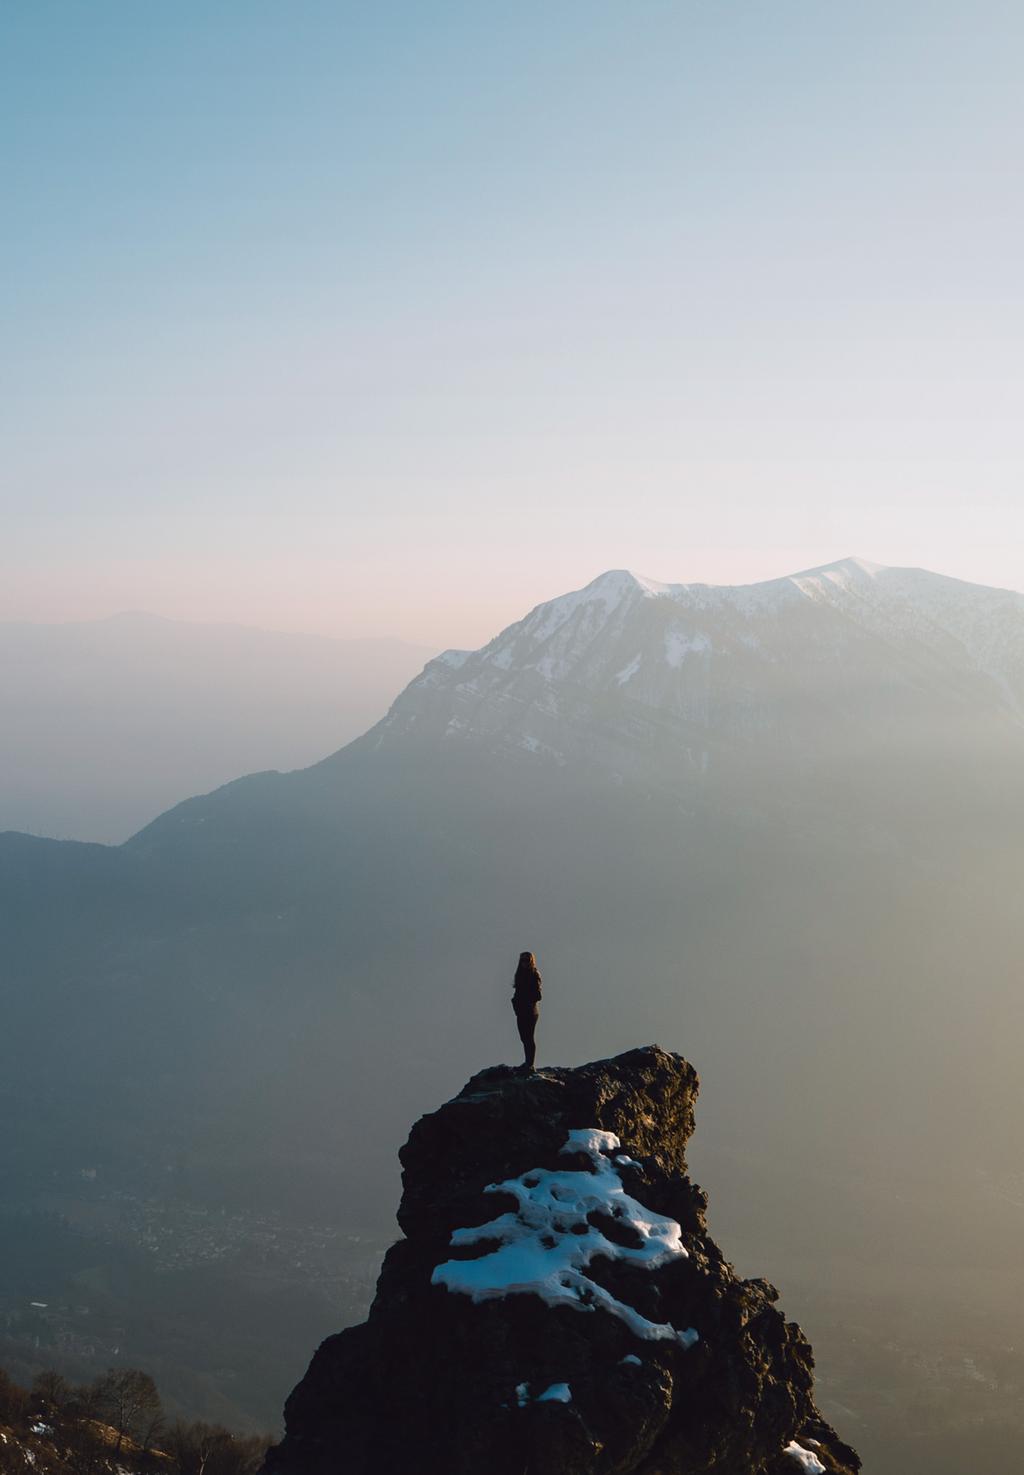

{"left": 367, "top": 557, "right": 1024, "bottom": 796}
{"left": 432, "top": 555, "right": 1024, "bottom": 666}
{"left": 4, "top": 557, "right": 1021, "bottom": 850}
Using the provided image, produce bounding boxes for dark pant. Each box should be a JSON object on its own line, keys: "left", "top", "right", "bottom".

{"left": 514, "top": 1001, "right": 539, "bottom": 1069}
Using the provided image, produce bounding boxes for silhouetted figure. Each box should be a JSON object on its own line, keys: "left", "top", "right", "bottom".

{"left": 512, "top": 951, "right": 542, "bottom": 1071}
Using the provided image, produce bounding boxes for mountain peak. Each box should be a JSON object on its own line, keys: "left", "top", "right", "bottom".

{"left": 373, "top": 554, "right": 1024, "bottom": 781}
{"left": 586, "top": 559, "right": 890, "bottom": 599}
{"left": 585, "top": 568, "right": 680, "bottom": 598}
{"left": 798, "top": 555, "right": 886, "bottom": 577}
{"left": 787, "top": 556, "right": 887, "bottom": 588}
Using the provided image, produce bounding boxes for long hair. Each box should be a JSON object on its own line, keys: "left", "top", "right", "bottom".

{"left": 514, "top": 951, "right": 542, "bottom": 997}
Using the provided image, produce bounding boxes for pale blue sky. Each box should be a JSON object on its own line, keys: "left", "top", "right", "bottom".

{"left": 3, "top": 1, "right": 1023, "bottom": 644}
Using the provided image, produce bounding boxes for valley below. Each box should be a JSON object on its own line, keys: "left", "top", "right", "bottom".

{"left": 0, "top": 1175, "right": 386, "bottom": 1433}
{"left": 3, "top": 1125, "right": 1023, "bottom": 1473}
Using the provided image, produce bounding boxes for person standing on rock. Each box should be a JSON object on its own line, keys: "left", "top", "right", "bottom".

{"left": 512, "top": 951, "right": 542, "bottom": 1071}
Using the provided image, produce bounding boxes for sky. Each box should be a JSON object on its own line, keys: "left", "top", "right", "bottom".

{"left": 3, "top": 0, "right": 1023, "bottom": 649}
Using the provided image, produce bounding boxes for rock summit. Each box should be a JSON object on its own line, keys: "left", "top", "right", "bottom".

{"left": 264, "top": 1047, "right": 860, "bottom": 1475}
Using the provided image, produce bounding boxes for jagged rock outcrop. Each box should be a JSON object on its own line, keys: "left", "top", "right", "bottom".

{"left": 264, "top": 1047, "right": 860, "bottom": 1475}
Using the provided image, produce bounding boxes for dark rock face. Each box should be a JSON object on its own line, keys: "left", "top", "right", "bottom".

{"left": 264, "top": 1048, "right": 859, "bottom": 1475}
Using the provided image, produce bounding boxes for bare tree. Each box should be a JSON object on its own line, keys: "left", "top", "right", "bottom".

{"left": 166, "top": 1420, "right": 224, "bottom": 1475}
{"left": 138, "top": 1403, "right": 167, "bottom": 1458}
{"left": 0, "top": 1368, "right": 29, "bottom": 1426}
{"left": 166, "top": 1420, "right": 270, "bottom": 1475}
{"left": 89, "top": 1368, "right": 162, "bottom": 1454}
{"left": 30, "top": 1368, "right": 71, "bottom": 1418}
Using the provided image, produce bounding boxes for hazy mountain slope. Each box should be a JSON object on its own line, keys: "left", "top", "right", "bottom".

{"left": 0, "top": 614, "right": 434, "bottom": 842}
{"left": 1, "top": 560, "right": 1023, "bottom": 1471}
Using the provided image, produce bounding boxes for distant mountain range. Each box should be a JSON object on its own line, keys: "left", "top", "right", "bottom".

{"left": 0, "top": 614, "right": 434, "bottom": 842}
{"left": 2, "top": 560, "right": 1023, "bottom": 1473}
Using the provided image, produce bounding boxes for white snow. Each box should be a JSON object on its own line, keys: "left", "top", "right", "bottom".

{"left": 630, "top": 571, "right": 682, "bottom": 598}
{"left": 784, "top": 1440, "right": 827, "bottom": 1474}
{"left": 514, "top": 734, "right": 565, "bottom": 763}
{"left": 524, "top": 575, "right": 632, "bottom": 645}
{"left": 664, "top": 629, "right": 710, "bottom": 668}
{"left": 432, "top": 1127, "right": 698, "bottom": 1347}
{"left": 514, "top": 1380, "right": 572, "bottom": 1406}
{"left": 533, "top": 653, "right": 561, "bottom": 680}
{"left": 791, "top": 557, "right": 884, "bottom": 598}
{"left": 614, "top": 654, "right": 643, "bottom": 686}
{"left": 536, "top": 1382, "right": 572, "bottom": 1403}
{"left": 512, "top": 569, "right": 684, "bottom": 656}
{"left": 620, "top": 1353, "right": 643, "bottom": 1366}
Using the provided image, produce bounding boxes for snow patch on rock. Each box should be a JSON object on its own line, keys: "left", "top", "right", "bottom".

{"left": 615, "top": 654, "right": 643, "bottom": 686}
{"left": 537, "top": 1382, "right": 571, "bottom": 1403}
{"left": 784, "top": 1439, "right": 827, "bottom": 1473}
{"left": 664, "top": 629, "right": 710, "bottom": 667}
{"left": 432, "top": 1128, "right": 698, "bottom": 1346}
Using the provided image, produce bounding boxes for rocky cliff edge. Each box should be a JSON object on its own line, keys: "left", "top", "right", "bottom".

{"left": 264, "top": 1047, "right": 860, "bottom": 1475}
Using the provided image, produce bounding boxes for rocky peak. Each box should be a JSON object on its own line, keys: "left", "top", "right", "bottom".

{"left": 264, "top": 1047, "right": 860, "bottom": 1475}
{"left": 367, "top": 562, "right": 1024, "bottom": 789}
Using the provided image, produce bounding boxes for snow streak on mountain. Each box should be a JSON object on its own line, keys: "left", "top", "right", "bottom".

{"left": 375, "top": 559, "right": 1024, "bottom": 788}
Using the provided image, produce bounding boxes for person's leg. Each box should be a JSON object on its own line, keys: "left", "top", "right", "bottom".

{"left": 515, "top": 1004, "right": 538, "bottom": 1069}
{"left": 514, "top": 1006, "right": 529, "bottom": 1065}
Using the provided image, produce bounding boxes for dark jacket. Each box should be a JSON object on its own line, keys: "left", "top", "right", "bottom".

{"left": 513, "top": 953, "right": 543, "bottom": 1007}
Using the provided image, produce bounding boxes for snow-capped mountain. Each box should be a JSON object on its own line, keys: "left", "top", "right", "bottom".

{"left": 375, "top": 558, "right": 1024, "bottom": 785}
